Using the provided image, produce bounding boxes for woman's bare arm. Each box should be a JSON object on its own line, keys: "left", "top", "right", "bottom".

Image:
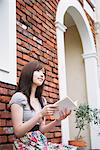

{"left": 39, "top": 109, "right": 71, "bottom": 133}
{"left": 11, "top": 104, "right": 42, "bottom": 138}
{"left": 39, "top": 117, "right": 60, "bottom": 133}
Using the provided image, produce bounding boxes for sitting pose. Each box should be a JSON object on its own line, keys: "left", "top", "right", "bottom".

{"left": 9, "top": 61, "right": 80, "bottom": 150}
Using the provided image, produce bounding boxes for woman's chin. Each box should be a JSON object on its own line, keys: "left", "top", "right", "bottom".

{"left": 37, "top": 82, "right": 43, "bottom": 86}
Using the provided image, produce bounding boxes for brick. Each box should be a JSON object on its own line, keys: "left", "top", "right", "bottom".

{"left": 23, "top": 54, "right": 30, "bottom": 61}
{"left": 33, "top": 36, "right": 43, "bottom": 45}
{"left": 17, "top": 51, "right": 23, "bottom": 58}
{"left": 16, "top": 14, "right": 21, "bottom": 21}
{"left": 39, "top": 56, "right": 48, "bottom": 64}
{"left": 0, "top": 103, "right": 6, "bottom": 110}
{"left": 37, "top": 13, "right": 46, "bottom": 22}
{"left": 17, "top": 33, "right": 27, "bottom": 42}
{"left": 27, "top": 16, "right": 37, "bottom": 27}
{"left": 0, "top": 96, "right": 10, "bottom": 103}
{"left": 0, "top": 88, "right": 8, "bottom": 95}
{"left": 43, "top": 11, "right": 54, "bottom": 21}
{"left": 8, "top": 135, "right": 15, "bottom": 142}
{"left": 0, "top": 136, "right": 7, "bottom": 143}
{"left": 0, "top": 144, "right": 13, "bottom": 150}
{"left": 16, "top": 8, "right": 25, "bottom": 17}
{"left": 17, "top": 0, "right": 25, "bottom": 6}
{"left": 49, "top": 0, "right": 57, "bottom": 9}
{"left": 42, "top": 22, "right": 50, "bottom": 31}
{"left": 33, "top": 5, "right": 43, "bottom": 15}
{"left": 17, "top": 25, "right": 23, "bottom": 33}
{"left": 46, "top": 76, "right": 53, "bottom": 82}
{"left": 16, "top": 2, "right": 21, "bottom": 9}
{"left": 54, "top": 132, "right": 62, "bottom": 137}
{"left": 17, "top": 58, "right": 28, "bottom": 66}
{"left": 43, "top": 90, "right": 49, "bottom": 97}
{"left": 0, "top": 127, "right": 5, "bottom": 134}
{"left": 3, "top": 127, "right": 13, "bottom": 134}
{"left": 0, "top": 127, "right": 13, "bottom": 135}
{"left": 50, "top": 127, "right": 61, "bottom": 132}
{"left": 49, "top": 92, "right": 58, "bottom": 99}
{"left": 47, "top": 41, "right": 55, "bottom": 48}
{"left": 36, "top": 2, "right": 45, "bottom": 12}
{"left": 32, "top": 25, "right": 41, "bottom": 34}
{"left": 46, "top": 71, "right": 53, "bottom": 77}
{"left": 44, "top": 86, "right": 53, "bottom": 93}
{"left": 0, "top": 119, "right": 6, "bottom": 126}
{"left": 50, "top": 137, "right": 61, "bottom": 144}
{"left": 0, "top": 111, "right": 11, "bottom": 119}
{"left": 45, "top": 1, "right": 54, "bottom": 11}
{"left": 44, "top": 53, "right": 50, "bottom": 59}
{"left": 44, "top": 65, "right": 52, "bottom": 71}
{"left": 53, "top": 78, "right": 58, "bottom": 84}
{"left": 52, "top": 68, "right": 58, "bottom": 74}
{"left": 20, "top": 6, "right": 31, "bottom": 17}
{"left": 45, "top": 132, "right": 54, "bottom": 138}
{"left": 24, "top": 0, "right": 32, "bottom": 6}
{"left": 6, "top": 120, "right": 12, "bottom": 127}
{"left": 52, "top": 58, "right": 58, "bottom": 64}
{"left": 49, "top": 82, "right": 56, "bottom": 88}
{"left": 17, "top": 38, "right": 22, "bottom": 45}
{"left": 26, "top": 5, "right": 34, "bottom": 14}
{"left": 46, "top": 19, "right": 54, "bottom": 29}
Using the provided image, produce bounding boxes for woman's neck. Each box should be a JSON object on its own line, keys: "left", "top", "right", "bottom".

{"left": 30, "top": 84, "right": 37, "bottom": 99}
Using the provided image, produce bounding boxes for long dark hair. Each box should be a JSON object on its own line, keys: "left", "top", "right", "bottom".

{"left": 16, "top": 61, "right": 45, "bottom": 109}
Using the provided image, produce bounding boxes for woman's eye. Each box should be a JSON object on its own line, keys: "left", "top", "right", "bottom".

{"left": 39, "top": 70, "right": 45, "bottom": 74}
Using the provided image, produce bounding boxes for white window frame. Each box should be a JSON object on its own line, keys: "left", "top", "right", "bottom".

{"left": 0, "top": 0, "right": 16, "bottom": 85}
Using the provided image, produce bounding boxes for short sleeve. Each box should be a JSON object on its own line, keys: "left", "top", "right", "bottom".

{"left": 9, "top": 92, "right": 27, "bottom": 107}
{"left": 42, "top": 96, "right": 47, "bottom": 106}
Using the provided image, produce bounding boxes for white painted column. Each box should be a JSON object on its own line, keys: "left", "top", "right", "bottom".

{"left": 55, "top": 21, "right": 70, "bottom": 144}
{"left": 82, "top": 52, "right": 100, "bottom": 149}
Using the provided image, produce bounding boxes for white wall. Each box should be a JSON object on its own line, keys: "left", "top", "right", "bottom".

{"left": 95, "top": 0, "right": 100, "bottom": 88}
{"left": 64, "top": 25, "right": 90, "bottom": 148}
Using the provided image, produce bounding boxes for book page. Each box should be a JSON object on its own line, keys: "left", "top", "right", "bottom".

{"left": 53, "top": 96, "right": 77, "bottom": 119}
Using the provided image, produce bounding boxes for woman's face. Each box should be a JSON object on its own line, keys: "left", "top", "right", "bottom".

{"left": 32, "top": 68, "right": 45, "bottom": 86}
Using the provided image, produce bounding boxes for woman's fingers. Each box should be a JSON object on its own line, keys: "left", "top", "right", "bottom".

{"left": 46, "top": 104, "right": 59, "bottom": 112}
{"left": 64, "top": 108, "right": 71, "bottom": 116}
{"left": 57, "top": 108, "right": 72, "bottom": 121}
{"left": 41, "top": 104, "right": 59, "bottom": 116}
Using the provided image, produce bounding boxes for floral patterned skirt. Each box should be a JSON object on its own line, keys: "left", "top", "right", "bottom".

{"left": 14, "top": 130, "right": 78, "bottom": 150}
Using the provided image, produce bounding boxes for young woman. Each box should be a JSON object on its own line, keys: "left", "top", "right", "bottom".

{"left": 9, "top": 61, "right": 79, "bottom": 150}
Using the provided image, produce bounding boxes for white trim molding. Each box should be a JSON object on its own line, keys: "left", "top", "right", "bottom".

{"left": 55, "top": 21, "right": 69, "bottom": 144}
{"left": 84, "top": 0, "right": 95, "bottom": 21}
{"left": 56, "top": 0, "right": 100, "bottom": 148}
{"left": 82, "top": 52, "right": 98, "bottom": 60}
{"left": 95, "top": 21, "right": 100, "bottom": 34}
{"left": 55, "top": 22, "right": 67, "bottom": 32}
{"left": 0, "top": 0, "right": 16, "bottom": 85}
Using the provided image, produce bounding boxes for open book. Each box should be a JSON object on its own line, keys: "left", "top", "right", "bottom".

{"left": 53, "top": 96, "right": 77, "bottom": 119}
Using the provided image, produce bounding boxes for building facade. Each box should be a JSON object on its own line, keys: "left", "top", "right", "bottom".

{"left": 0, "top": 0, "right": 100, "bottom": 149}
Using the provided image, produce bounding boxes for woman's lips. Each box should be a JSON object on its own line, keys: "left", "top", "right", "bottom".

{"left": 38, "top": 78, "right": 43, "bottom": 81}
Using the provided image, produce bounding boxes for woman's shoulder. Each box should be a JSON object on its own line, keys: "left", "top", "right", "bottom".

{"left": 9, "top": 92, "right": 27, "bottom": 107}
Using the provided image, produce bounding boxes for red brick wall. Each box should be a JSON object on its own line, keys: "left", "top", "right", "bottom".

{"left": 0, "top": 83, "right": 16, "bottom": 149}
{"left": 0, "top": 0, "right": 95, "bottom": 149}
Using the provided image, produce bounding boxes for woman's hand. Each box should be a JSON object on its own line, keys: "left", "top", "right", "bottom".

{"left": 41, "top": 104, "right": 58, "bottom": 117}
{"left": 56, "top": 108, "right": 71, "bottom": 121}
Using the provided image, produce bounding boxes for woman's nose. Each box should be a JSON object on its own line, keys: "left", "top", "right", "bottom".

{"left": 40, "top": 74, "right": 43, "bottom": 78}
